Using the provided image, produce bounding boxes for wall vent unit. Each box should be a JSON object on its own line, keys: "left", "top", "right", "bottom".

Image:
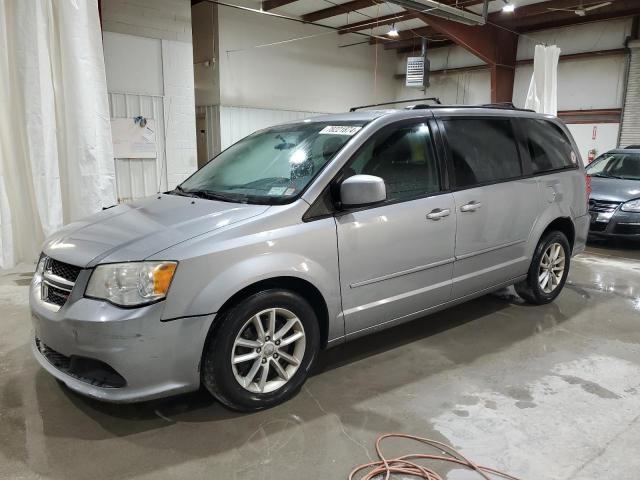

{"left": 406, "top": 56, "right": 430, "bottom": 88}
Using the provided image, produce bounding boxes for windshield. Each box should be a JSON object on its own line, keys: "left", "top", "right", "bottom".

{"left": 586, "top": 152, "right": 640, "bottom": 180}
{"left": 177, "top": 121, "right": 365, "bottom": 204}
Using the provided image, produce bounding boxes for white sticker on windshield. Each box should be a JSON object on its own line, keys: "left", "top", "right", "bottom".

{"left": 268, "top": 187, "right": 287, "bottom": 196}
{"left": 284, "top": 188, "right": 296, "bottom": 196}
{"left": 319, "top": 126, "right": 362, "bottom": 136}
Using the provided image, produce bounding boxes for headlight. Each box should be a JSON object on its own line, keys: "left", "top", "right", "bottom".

{"left": 86, "top": 261, "right": 177, "bottom": 307}
{"left": 33, "top": 255, "right": 46, "bottom": 288}
{"left": 621, "top": 199, "right": 640, "bottom": 213}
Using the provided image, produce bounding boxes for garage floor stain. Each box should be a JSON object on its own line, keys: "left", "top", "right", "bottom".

{"left": 1, "top": 246, "right": 640, "bottom": 479}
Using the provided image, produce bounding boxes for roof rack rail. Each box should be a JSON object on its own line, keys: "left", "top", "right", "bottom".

{"left": 480, "top": 102, "right": 535, "bottom": 112}
{"left": 349, "top": 97, "right": 441, "bottom": 112}
{"left": 427, "top": 102, "right": 535, "bottom": 112}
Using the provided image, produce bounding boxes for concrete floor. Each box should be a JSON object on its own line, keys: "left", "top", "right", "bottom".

{"left": 2, "top": 243, "right": 640, "bottom": 480}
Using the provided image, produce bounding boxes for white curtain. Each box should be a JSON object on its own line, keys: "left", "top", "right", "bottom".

{"left": 525, "top": 44, "right": 561, "bottom": 116}
{"left": 0, "top": 0, "right": 115, "bottom": 268}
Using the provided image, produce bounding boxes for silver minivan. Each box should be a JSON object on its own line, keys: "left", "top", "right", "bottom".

{"left": 30, "top": 106, "right": 590, "bottom": 410}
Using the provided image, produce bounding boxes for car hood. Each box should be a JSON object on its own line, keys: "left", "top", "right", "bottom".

{"left": 590, "top": 177, "right": 640, "bottom": 203}
{"left": 42, "top": 194, "right": 270, "bottom": 267}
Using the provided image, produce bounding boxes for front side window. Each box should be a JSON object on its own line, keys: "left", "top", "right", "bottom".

{"left": 442, "top": 118, "right": 521, "bottom": 188}
{"left": 346, "top": 123, "right": 441, "bottom": 202}
{"left": 179, "top": 122, "right": 364, "bottom": 204}
{"left": 518, "top": 119, "right": 576, "bottom": 173}
{"left": 586, "top": 152, "right": 640, "bottom": 180}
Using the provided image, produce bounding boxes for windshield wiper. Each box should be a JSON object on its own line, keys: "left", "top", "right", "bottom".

{"left": 172, "top": 185, "right": 198, "bottom": 197}
{"left": 171, "top": 186, "right": 239, "bottom": 202}
{"left": 194, "top": 190, "right": 246, "bottom": 203}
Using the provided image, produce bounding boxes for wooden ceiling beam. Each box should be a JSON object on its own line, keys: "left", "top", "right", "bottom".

{"left": 369, "top": 26, "right": 441, "bottom": 45}
{"left": 300, "top": 0, "right": 485, "bottom": 25}
{"left": 386, "top": 0, "right": 639, "bottom": 52}
{"left": 261, "top": 0, "right": 299, "bottom": 10}
{"left": 502, "top": 0, "right": 640, "bottom": 31}
{"left": 301, "top": 0, "right": 380, "bottom": 23}
{"left": 413, "top": 11, "right": 518, "bottom": 102}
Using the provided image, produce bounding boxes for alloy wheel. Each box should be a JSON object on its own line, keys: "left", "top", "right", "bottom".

{"left": 231, "top": 307, "right": 306, "bottom": 394}
{"left": 539, "top": 242, "right": 566, "bottom": 294}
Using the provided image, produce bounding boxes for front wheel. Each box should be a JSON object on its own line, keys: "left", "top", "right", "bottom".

{"left": 201, "top": 289, "right": 320, "bottom": 411}
{"left": 515, "top": 231, "right": 571, "bottom": 305}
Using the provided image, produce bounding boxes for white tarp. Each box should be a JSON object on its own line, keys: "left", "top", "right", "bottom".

{"left": 0, "top": 0, "right": 115, "bottom": 268}
{"left": 525, "top": 44, "right": 561, "bottom": 116}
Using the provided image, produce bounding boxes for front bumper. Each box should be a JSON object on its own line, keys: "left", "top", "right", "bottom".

{"left": 588, "top": 209, "right": 640, "bottom": 238}
{"left": 30, "top": 282, "right": 215, "bottom": 403}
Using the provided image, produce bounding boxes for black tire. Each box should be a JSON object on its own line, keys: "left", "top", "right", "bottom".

{"left": 201, "top": 289, "right": 320, "bottom": 411}
{"left": 515, "top": 231, "right": 571, "bottom": 305}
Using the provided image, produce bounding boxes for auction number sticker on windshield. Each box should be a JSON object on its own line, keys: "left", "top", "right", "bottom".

{"left": 319, "top": 126, "right": 362, "bottom": 135}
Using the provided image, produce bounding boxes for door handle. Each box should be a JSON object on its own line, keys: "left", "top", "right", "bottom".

{"left": 460, "top": 201, "right": 482, "bottom": 213}
{"left": 426, "top": 208, "right": 451, "bottom": 221}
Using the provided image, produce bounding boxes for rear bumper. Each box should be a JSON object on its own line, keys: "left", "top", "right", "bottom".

{"left": 30, "top": 285, "right": 215, "bottom": 403}
{"left": 573, "top": 213, "right": 590, "bottom": 255}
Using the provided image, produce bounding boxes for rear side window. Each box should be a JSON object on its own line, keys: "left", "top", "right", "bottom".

{"left": 518, "top": 119, "right": 576, "bottom": 173}
{"left": 348, "top": 122, "right": 441, "bottom": 202}
{"left": 442, "top": 118, "right": 521, "bottom": 188}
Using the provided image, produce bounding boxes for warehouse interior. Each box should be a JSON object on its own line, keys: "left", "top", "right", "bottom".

{"left": 2, "top": 0, "right": 640, "bottom": 479}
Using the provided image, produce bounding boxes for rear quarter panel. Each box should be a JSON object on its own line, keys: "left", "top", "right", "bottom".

{"left": 528, "top": 118, "right": 588, "bottom": 257}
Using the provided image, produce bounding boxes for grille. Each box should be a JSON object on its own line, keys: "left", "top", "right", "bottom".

{"left": 44, "top": 286, "right": 69, "bottom": 306}
{"left": 37, "top": 338, "right": 71, "bottom": 370}
{"left": 589, "top": 199, "right": 621, "bottom": 213}
{"left": 40, "top": 256, "right": 81, "bottom": 309}
{"left": 49, "top": 259, "right": 81, "bottom": 283}
{"left": 614, "top": 224, "right": 640, "bottom": 235}
{"left": 35, "top": 338, "right": 126, "bottom": 388}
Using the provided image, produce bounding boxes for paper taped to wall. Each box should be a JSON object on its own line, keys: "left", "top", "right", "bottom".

{"left": 111, "top": 118, "right": 157, "bottom": 158}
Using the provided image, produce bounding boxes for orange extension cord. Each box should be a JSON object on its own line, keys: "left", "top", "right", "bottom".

{"left": 349, "top": 434, "right": 524, "bottom": 480}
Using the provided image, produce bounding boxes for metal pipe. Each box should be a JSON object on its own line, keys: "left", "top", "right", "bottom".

{"left": 482, "top": 0, "right": 489, "bottom": 21}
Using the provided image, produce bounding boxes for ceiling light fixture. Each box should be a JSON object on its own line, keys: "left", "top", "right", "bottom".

{"left": 388, "top": 23, "right": 399, "bottom": 38}
{"left": 502, "top": 1, "right": 516, "bottom": 13}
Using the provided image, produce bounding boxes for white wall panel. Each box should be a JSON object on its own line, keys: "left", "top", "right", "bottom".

{"left": 102, "top": 0, "right": 196, "bottom": 199}
{"left": 108, "top": 93, "right": 167, "bottom": 203}
{"left": 395, "top": 69, "right": 491, "bottom": 105}
{"left": 513, "top": 54, "right": 626, "bottom": 111}
{"left": 217, "top": 1, "right": 398, "bottom": 113}
{"left": 516, "top": 18, "right": 632, "bottom": 60}
{"left": 567, "top": 123, "right": 620, "bottom": 162}
{"left": 103, "top": 32, "right": 163, "bottom": 96}
{"left": 162, "top": 39, "right": 198, "bottom": 189}
{"left": 201, "top": 105, "right": 221, "bottom": 159}
{"left": 101, "top": 0, "right": 192, "bottom": 43}
{"left": 620, "top": 41, "right": 640, "bottom": 147}
{"left": 218, "top": 106, "right": 324, "bottom": 151}
{"left": 393, "top": 19, "right": 631, "bottom": 112}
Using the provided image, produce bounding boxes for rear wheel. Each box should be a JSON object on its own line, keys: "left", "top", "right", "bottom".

{"left": 202, "top": 289, "right": 320, "bottom": 411}
{"left": 515, "top": 231, "right": 570, "bottom": 305}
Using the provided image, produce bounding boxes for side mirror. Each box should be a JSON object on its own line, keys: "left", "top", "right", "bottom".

{"left": 340, "top": 175, "right": 386, "bottom": 209}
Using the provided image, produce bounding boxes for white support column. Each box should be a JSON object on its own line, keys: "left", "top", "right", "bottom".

{"left": 619, "top": 40, "right": 640, "bottom": 147}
